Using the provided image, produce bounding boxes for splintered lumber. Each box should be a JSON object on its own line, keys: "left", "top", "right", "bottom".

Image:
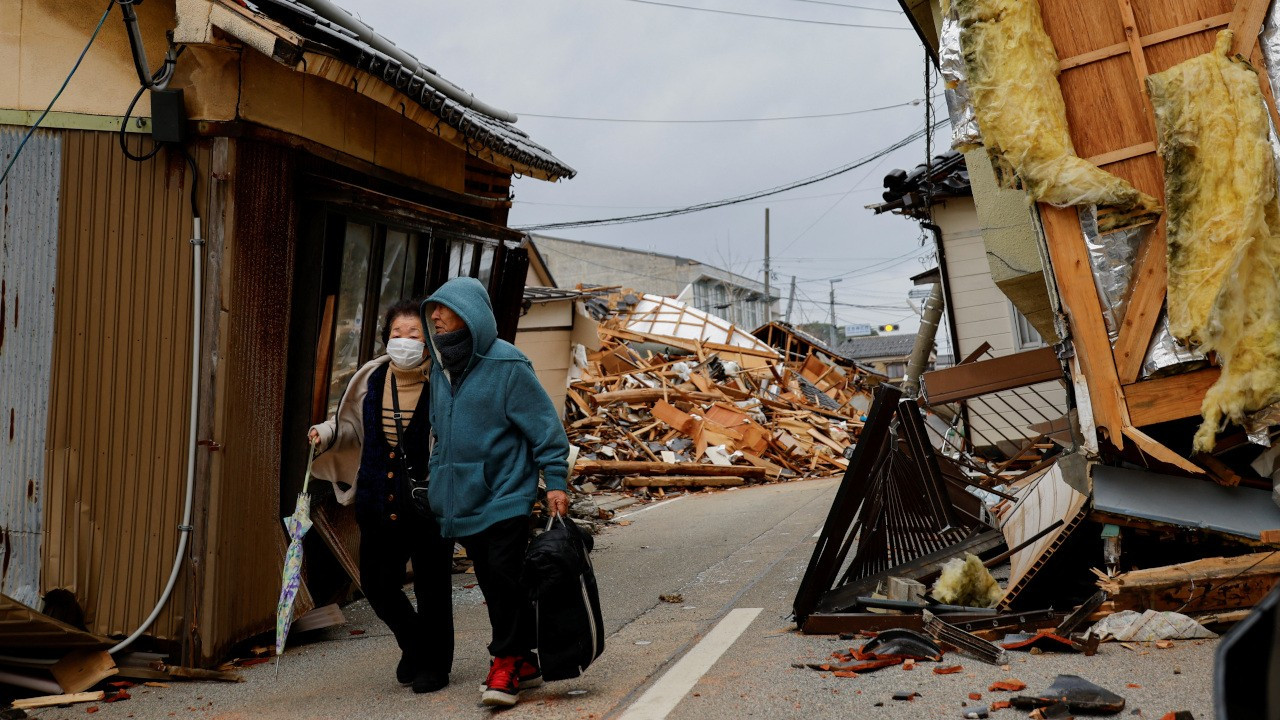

{"left": 162, "top": 665, "right": 245, "bottom": 683}
{"left": 592, "top": 388, "right": 722, "bottom": 406}
{"left": 12, "top": 691, "right": 106, "bottom": 710}
{"left": 51, "top": 649, "right": 118, "bottom": 694}
{"left": 575, "top": 460, "right": 765, "bottom": 479}
{"left": 1098, "top": 551, "right": 1280, "bottom": 614}
{"left": 622, "top": 475, "right": 746, "bottom": 488}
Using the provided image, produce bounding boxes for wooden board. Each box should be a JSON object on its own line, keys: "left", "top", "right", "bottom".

{"left": 1098, "top": 550, "right": 1280, "bottom": 613}
{"left": 922, "top": 347, "right": 1062, "bottom": 404}
{"left": 621, "top": 476, "right": 746, "bottom": 488}
{"left": 50, "top": 649, "right": 117, "bottom": 694}
{"left": 1124, "top": 367, "right": 1220, "bottom": 426}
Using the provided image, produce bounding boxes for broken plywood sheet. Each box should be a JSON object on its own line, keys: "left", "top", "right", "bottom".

{"left": 996, "top": 461, "right": 1088, "bottom": 608}
{"left": 1092, "top": 464, "right": 1280, "bottom": 541}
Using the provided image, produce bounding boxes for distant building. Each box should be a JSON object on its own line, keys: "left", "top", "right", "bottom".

{"left": 838, "top": 333, "right": 923, "bottom": 380}
{"left": 528, "top": 234, "right": 779, "bottom": 330}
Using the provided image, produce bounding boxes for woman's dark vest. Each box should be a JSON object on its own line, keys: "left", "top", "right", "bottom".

{"left": 354, "top": 363, "right": 431, "bottom": 526}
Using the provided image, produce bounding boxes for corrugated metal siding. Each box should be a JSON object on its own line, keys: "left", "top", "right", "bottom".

{"left": 197, "top": 139, "right": 309, "bottom": 662}
{"left": 43, "top": 130, "right": 204, "bottom": 640}
{"left": 0, "top": 127, "right": 61, "bottom": 608}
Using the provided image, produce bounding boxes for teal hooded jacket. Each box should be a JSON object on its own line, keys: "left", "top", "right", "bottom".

{"left": 421, "top": 277, "right": 570, "bottom": 538}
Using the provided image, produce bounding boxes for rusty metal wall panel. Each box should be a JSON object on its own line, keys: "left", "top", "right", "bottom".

{"left": 43, "top": 130, "right": 206, "bottom": 641}
{"left": 196, "top": 138, "right": 310, "bottom": 662}
{"left": 0, "top": 127, "right": 61, "bottom": 609}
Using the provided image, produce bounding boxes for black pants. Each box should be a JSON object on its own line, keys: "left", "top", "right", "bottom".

{"left": 457, "top": 515, "right": 535, "bottom": 659}
{"left": 358, "top": 512, "right": 455, "bottom": 676}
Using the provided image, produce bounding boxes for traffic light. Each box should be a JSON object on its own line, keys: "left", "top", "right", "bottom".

{"left": 878, "top": 324, "right": 898, "bottom": 332}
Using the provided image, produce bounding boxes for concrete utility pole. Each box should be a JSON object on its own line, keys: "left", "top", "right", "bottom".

{"left": 828, "top": 279, "right": 842, "bottom": 347}
{"left": 763, "top": 208, "right": 772, "bottom": 323}
{"left": 904, "top": 283, "right": 944, "bottom": 396}
{"left": 785, "top": 275, "right": 797, "bottom": 324}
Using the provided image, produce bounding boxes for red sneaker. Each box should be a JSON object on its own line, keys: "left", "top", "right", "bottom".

{"left": 479, "top": 657, "right": 543, "bottom": 691}
{"left": 482, "top": 655, "right": 521, "bottom": 707}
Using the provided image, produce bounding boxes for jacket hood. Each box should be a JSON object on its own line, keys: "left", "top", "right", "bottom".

{"left": 422, "top": 277, "right": 498, "bottom": 371}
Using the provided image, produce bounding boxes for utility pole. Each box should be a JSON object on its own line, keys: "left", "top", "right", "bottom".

{"left": 828, "top": 279, "right": 842, "bottom": 347}
{"left": 784, "top": 275, "right": 797, "bottom": 324}
{"left": 763, "top": 208, "right": 772, "bottom": 323}
{"left": 904, "top": 283, "right": 944, "bottom": 396}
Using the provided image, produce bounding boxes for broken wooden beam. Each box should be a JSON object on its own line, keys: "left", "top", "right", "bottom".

{"left": 11, "top": 691, "right": 106, "bottom": 710}
{"left": 591, "top": 388, "right": 723, "bottom": 406}
{"left": 1098, "top": 551, "right": 1280, "bottom": 614}
{"left": 621, "top": 475, "right": 746, "bottom": 488}
{"left": 575, "top": 460, "right": 765, "bottom": 479}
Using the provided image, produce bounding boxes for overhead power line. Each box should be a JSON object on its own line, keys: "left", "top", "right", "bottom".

{"left": 516, "top": 120, "right": 946, "bottom": 232}
{"left": 617, "top": 0, "right": 912, "bottom": 29}
{"left": 518, "top": 98, "right": 922, "bottom": 123}
{"left": 775, "top": 0, "right": 902, "bottom": 14}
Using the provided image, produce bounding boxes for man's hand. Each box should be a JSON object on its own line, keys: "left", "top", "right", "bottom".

{"left": 546, "top": 490, "right": 569, "bottom": 517}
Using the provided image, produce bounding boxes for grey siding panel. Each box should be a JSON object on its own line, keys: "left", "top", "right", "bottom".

{"left": 0, "top": 127, "right": 61, "bottom": 608}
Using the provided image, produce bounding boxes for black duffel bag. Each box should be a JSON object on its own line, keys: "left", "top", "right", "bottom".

{"left": 522, "top": 515, "right": 605, "bottom": 681}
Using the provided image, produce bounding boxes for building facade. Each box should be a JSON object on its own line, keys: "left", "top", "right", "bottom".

{"left": 529, "top": 235, "right": 778, "bottom": 330}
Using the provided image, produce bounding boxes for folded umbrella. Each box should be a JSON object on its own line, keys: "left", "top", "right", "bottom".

{"left": 275, "top": 441, "right": 317, "bottom": 676}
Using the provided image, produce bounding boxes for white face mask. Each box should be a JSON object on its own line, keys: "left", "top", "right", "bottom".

{"left": 386, "top": 338, "right": 426, "bottom": 369}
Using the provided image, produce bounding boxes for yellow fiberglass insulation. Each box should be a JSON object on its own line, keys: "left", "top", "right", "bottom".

{"left": 930, "top": 553, "right": 1003, "bottom": 608}
{"left": 954, "top": 0, "right": 1161, "bottom": 228}
{"left": 1147, "top": 31, "right": 1280, "bottom": 453}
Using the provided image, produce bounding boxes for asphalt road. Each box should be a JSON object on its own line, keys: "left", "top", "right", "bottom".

{"left": 38, "top": 477, "right": 1218, "bottom": 720}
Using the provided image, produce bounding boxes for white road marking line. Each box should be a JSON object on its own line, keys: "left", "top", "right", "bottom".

{"left": 614, "top": 494, "right": 690, "bottom": 520}
{"left": 617, "top": 607, "right": 763, "bottom": 720}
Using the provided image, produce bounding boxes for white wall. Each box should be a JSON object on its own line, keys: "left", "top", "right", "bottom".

{"left": 933, "top": 199, "right": 1067, "bottom": 453}
{"left": 515, "top": 300, "right": 574, "bottom": 417}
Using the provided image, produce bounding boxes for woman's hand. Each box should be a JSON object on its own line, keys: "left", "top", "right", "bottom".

{"left": 308, "top": 428, "right": 321, "bottom": 446}
{"left": 546, "top": 490, "right": 569, "bottom": 517}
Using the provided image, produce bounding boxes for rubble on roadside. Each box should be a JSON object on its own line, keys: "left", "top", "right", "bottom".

{"left": 559, "top": 290, "right": 882, "bottom": 519}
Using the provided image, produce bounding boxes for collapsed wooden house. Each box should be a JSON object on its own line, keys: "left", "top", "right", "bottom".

{"left": 0, "top": 0, "right": 572, "bottom": 670}
{"left": 796, "top": 0, "right": 1280, "bottom": 632}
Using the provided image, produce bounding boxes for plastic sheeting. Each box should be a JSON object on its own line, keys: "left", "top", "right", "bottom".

{"left": 1088, "top": 610, "right": 1217, "bottom": 642}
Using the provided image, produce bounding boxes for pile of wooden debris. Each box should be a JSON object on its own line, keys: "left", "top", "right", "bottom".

{"left": 561, "top": 294, "right": 884, "bottom": 496}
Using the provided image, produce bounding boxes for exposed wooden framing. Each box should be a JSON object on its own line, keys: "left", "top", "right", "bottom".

{"left": 1113, "top": 0, "right": 1153, "bottom": 108}
{"left": 1227, "top": 0, "right": 1272, "bottom": 57}
{"left": 1124, "top": 367, "right": 1220, "bottom": 426}
{"left": 1113, "top": 222, "right": 1169, "bottom": 383}
{"left": 1057, "top": 13, "right": 1233, "bottom": 71}
{"left": 922, "top": 347, "right": 1062, "bottom": 404}
{"left": 1086, "top": 142, "right": 1157, "bottom": 167}
{"left": 1039, "top": 206, "right": 1129, "bottom": 447}
{"left": 959, "top": 341, "right": 993, "bottom": 366}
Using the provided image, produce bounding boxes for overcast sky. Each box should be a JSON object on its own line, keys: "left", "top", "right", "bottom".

{"left": 343, "top": 0, "right": 952, "bottom": 346}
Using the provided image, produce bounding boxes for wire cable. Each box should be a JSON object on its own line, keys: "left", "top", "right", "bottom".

{"left": 517, "top": 98, "right": 923, "bottom": 123}
{"left": 118, "top": 45, "right": 185, "bottom": 162}
{"left": 517, "top": 120, "right": 944, "bottom": 231}
{"left": 0, "top": 0, "right": 114, "bottom": 189}
{"left": 617, "top": 0, "right": 912, "bottom": 29}
{"left": 775, "top": 0, "right": 902, "bottom": 14}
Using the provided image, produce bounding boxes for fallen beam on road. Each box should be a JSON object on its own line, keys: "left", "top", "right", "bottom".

{"left": 622, "top": 476, "right": 746, "bottom": 488}
{"left": 575, "top": 460, "right": 766, "bottom": 479}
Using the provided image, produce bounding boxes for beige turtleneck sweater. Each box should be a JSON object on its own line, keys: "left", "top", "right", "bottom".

{"left": 381, "top": 361, "right": 429, "bottom": 446}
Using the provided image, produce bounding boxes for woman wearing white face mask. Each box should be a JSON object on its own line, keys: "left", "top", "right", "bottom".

{"left": 308, "top": 300, "right": 454, "bottom": 693}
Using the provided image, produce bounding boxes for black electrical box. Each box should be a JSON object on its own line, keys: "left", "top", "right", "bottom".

{"left": 149, "top": 88, "right": 188, "bottom": 143}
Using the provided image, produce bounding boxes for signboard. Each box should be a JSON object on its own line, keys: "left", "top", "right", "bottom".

{"left": 907, "top": 287, "right": 934, "bottom": 300}
{"left": 844, "top": 323, "right": 872, "bottom": 337}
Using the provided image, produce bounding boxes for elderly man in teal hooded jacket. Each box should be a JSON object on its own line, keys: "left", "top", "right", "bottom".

{"left": 419, "top": 277, "right": 571, "bottom": 708}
